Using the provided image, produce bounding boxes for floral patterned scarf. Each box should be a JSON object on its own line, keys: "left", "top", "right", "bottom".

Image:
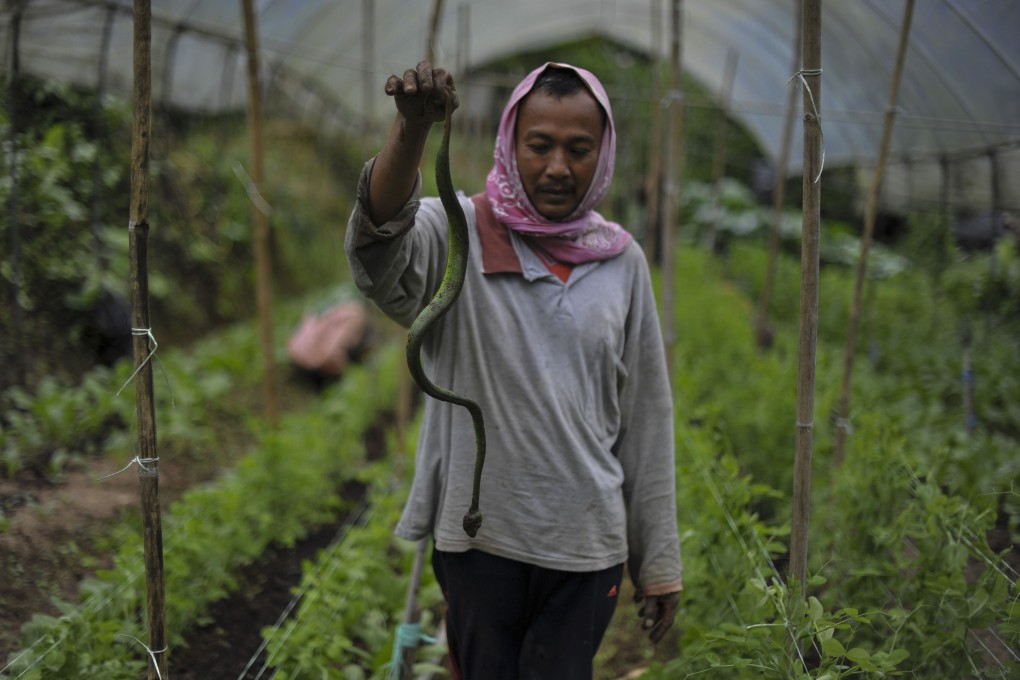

{"left": 484, "top": 62, "right": 631, "bottom": 265}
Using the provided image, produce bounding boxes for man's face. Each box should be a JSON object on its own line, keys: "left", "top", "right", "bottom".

{"left": 514, "top": 89, "right": 604, "bottom": 221}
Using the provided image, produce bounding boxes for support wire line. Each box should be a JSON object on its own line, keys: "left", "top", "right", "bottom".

{"left": 237, "top": 492, "right": 375, "bottom": 680}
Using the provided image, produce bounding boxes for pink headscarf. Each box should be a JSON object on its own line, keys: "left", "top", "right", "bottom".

{"left": 484, "top": 62, "right": 632, "bottom": 265}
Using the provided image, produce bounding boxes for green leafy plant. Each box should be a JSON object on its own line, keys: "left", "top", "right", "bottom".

{"left": 2, "top": 333, "right": 401, "bottom": 678}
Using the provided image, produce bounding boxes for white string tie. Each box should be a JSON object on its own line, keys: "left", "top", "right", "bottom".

{"left": 115, "top": 328, "right": 158, "bottom": 397}
{"left": 117, "top": 634, "right": 166, "bottom": 680}
{"left": 97, "top": 455, "right": 159, "bottom": 481}
{"left": 788, "top": 68, "right": 825, "bottom": 182}
{"left": 233, "top": 161, "right": 273, "bottom": 216}
{"left": 660, "top": 88, "right": 683, "bottom": 109}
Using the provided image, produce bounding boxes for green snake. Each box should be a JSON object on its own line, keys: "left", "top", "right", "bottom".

{"left": 406, "top": 100, "right": 487, "bottom": 538}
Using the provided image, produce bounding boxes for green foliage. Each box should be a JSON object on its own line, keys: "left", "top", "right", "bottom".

{"left": 261, "top": 468, "right": 446, "bottom": 679}
{"left": 1, "top": 75, "right": 362, "bottom": 396}
{"left": 2, "top": 329, "right": 401, "bottom": 678}
{"left": 0, "top": 77, "right": 132, "bottom": 389}
{"left": 0, "top": 369, "right": 126, "bottom": 477}
{"left": 640, "top": 240, "right": 1019, "bottom": 679}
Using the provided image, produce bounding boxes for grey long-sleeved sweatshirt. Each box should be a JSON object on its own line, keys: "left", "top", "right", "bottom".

{"left": 345, "top": 161, "right": 682, "bottom": 593}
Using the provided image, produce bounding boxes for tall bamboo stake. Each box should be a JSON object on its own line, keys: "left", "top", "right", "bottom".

{"left": 394, "top": 8, "right": 448, "bottom": 678}
{"left": 643, "top": 0, "right": 664, "bottom": 264}
{"left": 660, "top": 0, "right": 684, "bottom": 385}
{"left": 363, "top": 0, "right": 375, "bottom": 130}
{"left": 427, "top": 0, "right": 444, "bottom": 63}
{"left": 704, "top": 48, "right": 738, "bottom": 253}
{"left": 988, "top": 149, "right": 1001, "bottom": 280}
{"left": 962, "top": 325, "right": 976, "bottom": 432}
{"left": 833, "top": 0, "right": 915, "bottom": 466}
{"left": 90, "top": 7, "right": 116, "bottom": 266}
{"left": 789, "top": 0, "right": 822, "bottom": 611}
{"left": 5, "top": 1, "right": 25, "bottom": 388}
{"left": 129, "top": 2, "right": 168, "bottom": 677}
{"left": 755, "top": 2, "right": 801, "bottom": 351}
{"left": 242, "top": 0, "right": 279, "bottom": 426}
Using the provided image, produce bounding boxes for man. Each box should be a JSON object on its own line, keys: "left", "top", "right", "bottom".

{"left": 345, "top": 60, "right": 681, "bottom": 679}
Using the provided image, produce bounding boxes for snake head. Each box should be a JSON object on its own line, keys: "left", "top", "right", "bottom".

{"left": 462, "top": 509, "right": 483, "bottom": 537}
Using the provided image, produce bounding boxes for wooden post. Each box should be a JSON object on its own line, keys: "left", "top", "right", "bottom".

{"left": 427, "top": 0, "right": 444, "bottom": 64}
{"left": 962, "top": 326, "right": 976, "bottom": 432}
{"left": 90, "top": 6, "right": 117, "bottom": 266}
{"left": 660, "top": 0, "right": 685, "bottom": 386}
{"left": 643, "top": 0, "right": 664, "bottom": 264}
{"left": 705, "top": 48, "right": 739, "bottom": 253}
{"left": 456, "top": 2, "right": 469, "bottom": 75}
{"left": 397, "top": 539, "right": 429, "bottom": 680}
{"left": 789, "top": 0, "right": 822, "bottom": 613}
{"left": 833, "top": 0, "right": 915, "bottom": 466}
{"left": 988, "top": 149, "right": 1001, "bottom": 278}
{"left": 5, "top": 1, "right": 26, "bottom": 388}
{"left": 755, "top": 2, "right": 801, "bottom": 351}
{"left": 129, "top": 3, "right": 168, "bottom": 677}
{"left": 923, "top": 152, "right": 951, "bottom": 332}
{"left": 363, "top": 0, "right": 375, "bottom": 131}
{"left": 242, "top": 0, "right": 279, "bottom": 426}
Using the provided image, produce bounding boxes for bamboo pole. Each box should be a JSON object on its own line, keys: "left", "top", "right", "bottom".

{"left": 988, "top": 149, "right": 1000, "bottom": 279}
{"left": 755, "top": 2, "right": 801, "bottom": 351}
{"left": 426, "top": 0, "right": 444, "bottom": 64}
{"left": 242, "top": 0, "right": 279, "bottom": 426}
{"left": 704, "top": 48, "right": 738, "bottom": 253}
{"left": 5, "top": 1, "right": 25, "bottom": 388}
{"left": 643, "top": 0, "right": 664, "bottom": 264}
{"left": 660, "top": 0, "right": 684, "bottom": 385}
{"left": 363, "top": 0, "right": 375, "bottom": 131}
{"left": 832, "top": 0, "right": 915, "bottom": 466}
{"left": 937, "top": 154, "right": 951, "bottom": 325}
{"left": 394, "top": 8, "right": 448, "bottom": 678}
{"left": 789, "top": 0, "right": 822, "bottom": 610}
{"left": 129, "top": 2, "right": 168, "bottom": 677}
{"left": 962, "top": 325, "right": 976, "bottom": 432}
{"left": 396, "top": 539, "right": 429, "bottom": 680}
{"left": 90, "top": 6, "right": 116, "bottom": 266}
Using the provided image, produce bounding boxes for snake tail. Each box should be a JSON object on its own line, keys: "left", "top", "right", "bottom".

{"left": 405, "top": 101, "right": 488, "bottom": 538}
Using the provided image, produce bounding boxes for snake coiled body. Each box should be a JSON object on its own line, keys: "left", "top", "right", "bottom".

{"left": 406, "top": 102, "right": 487, "bottom": 537}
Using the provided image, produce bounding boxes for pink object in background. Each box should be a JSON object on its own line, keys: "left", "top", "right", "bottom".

{"left": 286, "top": 302, "right": 367, "bottom": 377}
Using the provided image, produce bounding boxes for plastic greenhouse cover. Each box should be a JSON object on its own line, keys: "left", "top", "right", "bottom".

{"left": 2, "top": 0, "right": 1019, "bottom": 211}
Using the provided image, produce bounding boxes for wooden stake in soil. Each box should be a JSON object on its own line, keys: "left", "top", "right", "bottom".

{"left": 755, "top": 2, "right": 801, "bottom": 351}
{"left": 833, "top": 0, "right": 915, "bottom": 466}
{"left": 426, "top": 0, "right": 444, "bottom": 64}
{"left": 789, "top": 0, "right": 822, "bottom": 610}
{"left": 704, "top": 48, "right": 738, "bottom": 254}
{"left": 5, "top": 2, "right": 26, "bottom": 388}
{"left": 643, "top": 0, "right": 664, "bottom": 265}
{"left": 129, "top": 2, "right": 168, "bottom": 677}
{"left": 660, "top": 0, "right": 685, "bottom": 386}
{"left": 242, "top": 0, "right": 280, "bottom": 426}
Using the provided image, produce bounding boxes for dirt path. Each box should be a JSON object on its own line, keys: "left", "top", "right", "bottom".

{"left": 0, "top": 455, "right": 199, "bottom": 661}
{"left": 0, "top": 376, "right": 315, "bottom": 667}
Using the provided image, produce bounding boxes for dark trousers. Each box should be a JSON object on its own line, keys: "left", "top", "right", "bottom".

{"left": 431, "top": 548, "right": 624, "bottom": 680}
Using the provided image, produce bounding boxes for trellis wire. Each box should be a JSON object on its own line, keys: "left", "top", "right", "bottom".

{"left": 683, "top": 429, "right": 815, "bottom": 672}
{"left": 2, "top": 500, "right": 210, "bottom": 677}
{"left": 238, "top": 493, "right": 374, "bottom": 680}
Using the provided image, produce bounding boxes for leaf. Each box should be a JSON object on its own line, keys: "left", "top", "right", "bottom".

{"left": 808, "top": 596, "right": 824, "bottom": 621}
{"left": 885, "top": 648, "right": 910, "bottom": 666}
{"left": 846, "top": 647, "right": 878, "bottom": 672}
{"left": 821, "top": 637, "right": 846, "bottom": 658}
